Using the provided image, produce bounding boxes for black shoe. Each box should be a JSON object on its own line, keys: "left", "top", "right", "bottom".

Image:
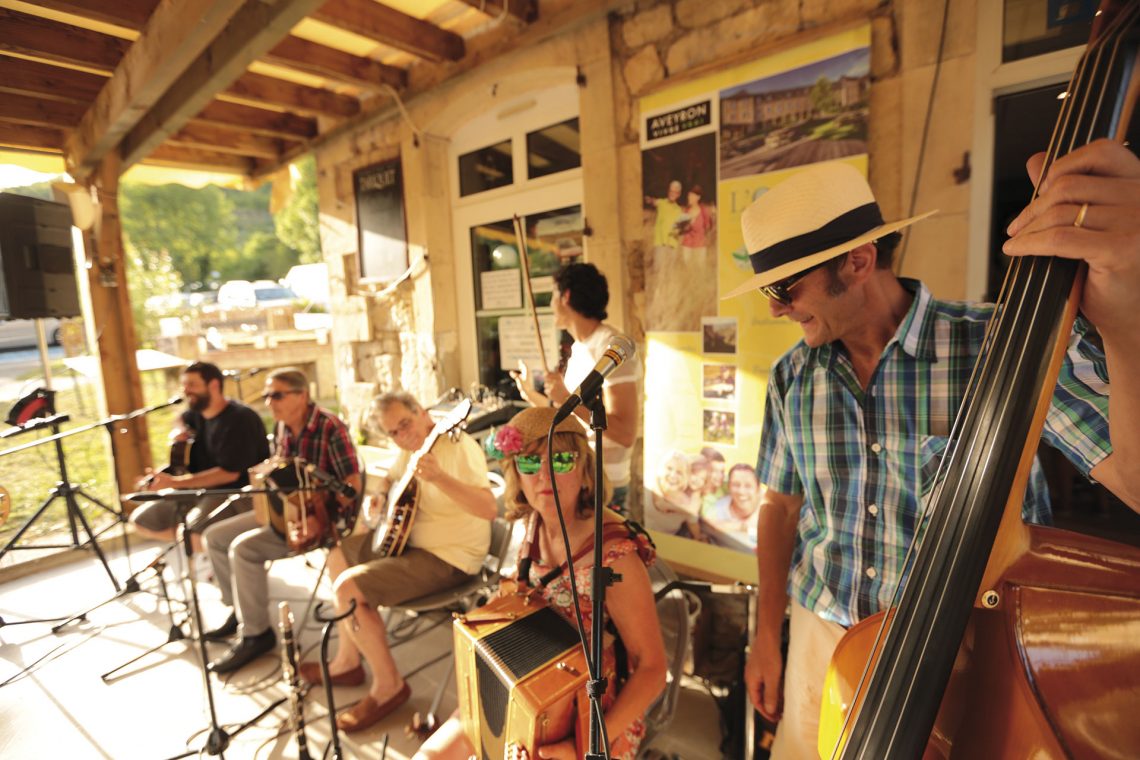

{"left": 208, "top": 629, "right": 276, "bottom": 674}
{"left": 202, "top": 612, "right": 238, "bottom": 642}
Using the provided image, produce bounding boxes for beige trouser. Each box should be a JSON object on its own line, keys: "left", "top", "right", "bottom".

{"left": 770, "top": 603, "right": 847, "bottom": 760}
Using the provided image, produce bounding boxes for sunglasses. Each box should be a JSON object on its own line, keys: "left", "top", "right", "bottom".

{"left": 262, "top": 389, "right": 302, "bottom": 402}
{"left": 758, "top": 261, "right": 828, "bottom": 306}
{"left": 515, "top": 451, "right": 579, "bottom": 476}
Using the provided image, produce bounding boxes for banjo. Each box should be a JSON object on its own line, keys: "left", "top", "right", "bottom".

{"left": 366, "top": 399, "right": 473, "bottom": 556}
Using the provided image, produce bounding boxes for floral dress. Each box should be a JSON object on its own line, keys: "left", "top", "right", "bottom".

{"left": 524, "top": 522, "right": 656, "bottom": 760}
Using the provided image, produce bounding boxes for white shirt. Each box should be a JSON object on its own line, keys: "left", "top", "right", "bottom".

{"left": 563, "top": 322, "right": 641, "bottom": 487}
{"left": 388, "top": 432, "right": 491, "bottom": 575}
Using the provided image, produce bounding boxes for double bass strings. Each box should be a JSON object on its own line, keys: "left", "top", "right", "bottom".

{"left": 832, "top": 4, "right": 1140, "bottom": 757}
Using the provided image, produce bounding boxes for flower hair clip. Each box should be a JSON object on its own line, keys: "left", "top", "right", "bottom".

{"left": 489, "top": 424, "right": 524, "bottom": 459}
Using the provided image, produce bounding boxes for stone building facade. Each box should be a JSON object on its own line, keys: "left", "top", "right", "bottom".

{"left": 312, "top": 0, "right": 1062, "bottom": 513}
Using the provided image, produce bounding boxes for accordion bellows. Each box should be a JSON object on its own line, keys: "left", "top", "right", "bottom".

{"left": 454, "top": 590, "right": 615, "bottom": 759}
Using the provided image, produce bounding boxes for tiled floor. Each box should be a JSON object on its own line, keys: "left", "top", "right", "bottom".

{"left": 0, "top": 537, "right": 726, "bottom": 759}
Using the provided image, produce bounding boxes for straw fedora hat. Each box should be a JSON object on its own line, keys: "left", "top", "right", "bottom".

{"left": 722, "top": 162, "right": 936, "bottom": 300}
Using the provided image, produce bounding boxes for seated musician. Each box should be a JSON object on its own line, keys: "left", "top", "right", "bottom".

{"left": 414, "top": 406, "right": 667, "bottom": 760}
{"left": 203, "top": 367, "right": 361, "bottom": 674}
{"left": 297, "top": 391, "right": 496, "bottom": 733}
{"left": 129, "top": 361, "right": 269, "bottom": 554}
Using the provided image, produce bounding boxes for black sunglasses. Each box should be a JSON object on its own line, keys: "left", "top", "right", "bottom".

{"left": 758, "top": 261, "right": 828, "bottom": 306}
{"left": 262, "top": 390, "right": 302, "bottom": 402}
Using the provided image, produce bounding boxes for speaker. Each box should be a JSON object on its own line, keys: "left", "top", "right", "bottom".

{"left": 0, "top": 193, "right": 81, "bottom": 320}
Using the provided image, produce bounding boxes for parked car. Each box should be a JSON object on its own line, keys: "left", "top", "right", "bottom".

{"left": 216, "top": 280, "right": 299, "bottom": 310}
{"left": 0, "top": 318, "right": 62, "bottom": 350}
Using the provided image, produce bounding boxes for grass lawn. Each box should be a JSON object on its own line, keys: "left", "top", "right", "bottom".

{"left": 1, "top": 373, "right": 179, "bottom": 550}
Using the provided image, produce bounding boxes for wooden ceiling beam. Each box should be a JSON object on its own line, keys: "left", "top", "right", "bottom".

{"left": 0, "top": 122, "right": 66, "bottom": 152}
{"left": 311, "top": 0, "right": 465, "bottom": 63}
{"left": 167, "top": 122, "right": 288, "bottom": 160}
{"left": 0, "top": 54, "right": 105, "bottom": 103}
{"left": 264, "top": 35, "right": 406, "bottom": 91}
{"left": 65, "top": 0, "right": 248, "bottom": 178}
{"left": 455, "top": 0, "right": 537, "bottom": 23}
{"left": 16, "top": 0, "right": 157, "bottom": 30}
{"left": 0, "top": 92, "right": 84, "bottom": 128}
{"left": 146, "top": 144, "right": 255, "bottom": 173}
{"left": 21, "top": 0, "right": 406, "bottom": 94}
{"left": 120, "top": 0, "right": 329, "bottom": 174}
{"left": 193, "top": 101, "right": 317, "bottom": 141}
{"left": 224, "top": 71, "right": 360, "bottom": 118}
{"left": 0, "top": 9, "right": 126, "bottom": 72}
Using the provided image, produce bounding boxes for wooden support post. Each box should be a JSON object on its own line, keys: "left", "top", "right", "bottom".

{"left": 79, "top": 151, "right": 152, "bottom": 496}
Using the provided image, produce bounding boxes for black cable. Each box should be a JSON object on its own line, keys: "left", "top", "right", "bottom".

{"left": 895, "top": 0, "right": 952, "bottom": 273}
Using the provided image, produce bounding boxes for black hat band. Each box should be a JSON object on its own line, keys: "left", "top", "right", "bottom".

{"left": 748, "top": 202, "right": 884, "bottom": 275}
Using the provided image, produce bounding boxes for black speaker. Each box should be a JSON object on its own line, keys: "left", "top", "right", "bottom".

{"left": 0, "top": 192, "right": 81, "bottom": 320}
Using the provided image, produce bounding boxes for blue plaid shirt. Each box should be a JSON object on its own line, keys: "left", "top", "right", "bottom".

{"left": 757, "top": 280, "right": 1112, "bottom": 627}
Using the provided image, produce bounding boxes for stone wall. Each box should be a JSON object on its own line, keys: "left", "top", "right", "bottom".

{"left": 315, "top": 0, "right": 983, "bottom": 458}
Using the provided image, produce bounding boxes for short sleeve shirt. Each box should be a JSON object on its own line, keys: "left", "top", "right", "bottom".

{"left": 757, "top": 279, "right": 1111, "bottom": 627}
{"left": 182, "top": 401, "right": 269, "bottom": 486}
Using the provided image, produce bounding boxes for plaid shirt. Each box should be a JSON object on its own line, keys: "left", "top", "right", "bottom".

{"left": 275, "top": 403, "right": 361, "bottom": 532}
{"left": 758, "top": 279, "right": 1112, "bottom": 628}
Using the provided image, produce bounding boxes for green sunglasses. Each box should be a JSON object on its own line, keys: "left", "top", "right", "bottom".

{"left": 515, "top": 451, "right": 579, "bottom": 475}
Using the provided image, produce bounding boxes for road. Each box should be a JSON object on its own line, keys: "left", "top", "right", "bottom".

{"left": 0, "top": 345, "right": 66, "bottom": 403}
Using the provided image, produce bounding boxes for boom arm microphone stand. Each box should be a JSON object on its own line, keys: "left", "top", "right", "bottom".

{"left": 585, "top": 396, "right": 613, "bottom": 760}
{"left": 21, "top": 396, "right": 188, "bottom": 633}
{"left": 164, "top": 499, "right": 287, "bottom": 760}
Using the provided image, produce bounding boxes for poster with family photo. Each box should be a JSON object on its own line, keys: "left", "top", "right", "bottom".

{"left": 718, "top": 46, "right": 871, "bottom": 180}
{"left": 641, "top": 132, "right": 719, "bottom": 332}
{"left": 702, "top": 364, "right": 737, "bottom": 402}
{"left": 644, "top": 445, "right": 760, "bottom": 554}
{"left": 702, "top": 316, "right": 737, "bottom": 355}
{"left": 702, "top": 408, "right": 736, "bottom": 446}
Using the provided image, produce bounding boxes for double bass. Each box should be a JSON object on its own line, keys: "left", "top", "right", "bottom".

{"left": 820, "top": 4, "right": 1140, "bottom": 758}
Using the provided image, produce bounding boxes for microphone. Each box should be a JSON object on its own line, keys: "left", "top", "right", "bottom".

{"left": 552, "top": 334, "right": 636, "bottom": 424}
{"left": 304, "top": 463, "right": 357, "bottom": 500}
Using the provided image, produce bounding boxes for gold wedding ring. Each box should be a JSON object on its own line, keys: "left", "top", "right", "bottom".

{"left": 1073, "top": 202, "right": 1090, "bottom": 228}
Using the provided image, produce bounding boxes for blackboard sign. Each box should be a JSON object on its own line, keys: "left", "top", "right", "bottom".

{"left": 354, "top": 157, "right": 408, "bottom": 282}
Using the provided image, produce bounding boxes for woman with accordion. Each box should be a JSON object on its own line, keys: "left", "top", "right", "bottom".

{"left": 416, "top": 406, "right": 666, "bottom": 760}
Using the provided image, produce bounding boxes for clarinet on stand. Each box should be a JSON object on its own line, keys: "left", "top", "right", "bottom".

{"left": 279, "top": 602, "right": 313, "bottom": 760}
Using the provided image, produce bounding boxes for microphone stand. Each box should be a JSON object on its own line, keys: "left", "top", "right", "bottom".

{"left": 165, "top": 496, "right": 289, "bottom": 760}
{"left": 585, "top": 395, "right": 612, "bottom": 760}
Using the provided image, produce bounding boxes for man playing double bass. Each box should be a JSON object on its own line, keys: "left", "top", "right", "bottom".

{"left": 297, "top": 391, "right": 496, "bottom": 733}
{"left": 732, "top": 141, "right": 1140, "bottom": 758}
{"left": 129, "top": 361, "right": 269, "bottom": 554}
{"left": 203, "top": 367, "right": 361, "bottom": 674}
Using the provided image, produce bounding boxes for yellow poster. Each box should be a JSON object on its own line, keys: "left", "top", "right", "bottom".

{"left": 639, "top": 25, "right": 871, "bottom": 581}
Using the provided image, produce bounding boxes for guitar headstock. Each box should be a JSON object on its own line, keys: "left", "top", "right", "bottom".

{"left": 434, "top": 397, "right": 474, "bottom": 437}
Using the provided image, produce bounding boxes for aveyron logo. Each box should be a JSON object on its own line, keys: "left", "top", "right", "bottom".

{"left": 646, "top": 101, "right": 711, "bottom": 141}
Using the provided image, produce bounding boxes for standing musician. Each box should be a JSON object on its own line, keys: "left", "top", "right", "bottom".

{"left": 413, "top": 406, "right": 666, "bottom": 760}
{"left": 512, "top": 263, "right": 641, "bottom": 514}
{"left": 203, "top": 367, "right": 361, "bottom": 674}
{"left": 129, "top": 361, "right": 269, "bottom": 554}
{"left": 297, "top": 391, "right": 496, "bottom": 733}
{"left": 731, "top": 142, "right": 1140, "bottom": 758}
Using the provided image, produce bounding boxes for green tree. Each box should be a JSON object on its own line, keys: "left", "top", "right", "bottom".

{"left": 810, "top": 76, "right": 839, "bottom": 114}
{"left": 126, "top": 245, "right": 183, "bottom": 347}
{"left": 274, "top": 156, "right": 322, "bottom": 263}
{"left": 120, "top": 183, "right": 239, "bottom": 287}
{"left": 228, "top": 231, "right": 301, "bottom": 281}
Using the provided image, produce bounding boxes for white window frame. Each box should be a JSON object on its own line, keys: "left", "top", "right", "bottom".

{"left": 967, "top": 1, "right": 1084, "bottom": 299}
{"left": 449, "top": 83, "right": 583, "bottom": 389}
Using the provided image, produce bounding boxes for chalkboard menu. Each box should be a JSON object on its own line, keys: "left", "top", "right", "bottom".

{"left": 354, "top": 157, "right": 408, "bottom": 282}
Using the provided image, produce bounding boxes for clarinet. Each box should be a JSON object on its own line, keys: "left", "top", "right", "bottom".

{"left": 279, "top": 601, "right": 313, "bottom": 760}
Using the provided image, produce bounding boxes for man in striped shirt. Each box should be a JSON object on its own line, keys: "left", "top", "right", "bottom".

{"left": 204, "top": 367, "right": 362, "bottom": 674}
{"left": 731, "top": 141, "right": 1140, "bottom": 759}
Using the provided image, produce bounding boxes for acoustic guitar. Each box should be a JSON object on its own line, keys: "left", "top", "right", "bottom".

{"left": 366, "top": 399, "right": 473, "bottom": 557}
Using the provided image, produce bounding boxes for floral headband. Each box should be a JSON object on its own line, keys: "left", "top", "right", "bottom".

{"left": 485, "top": 406, "right": 586, "bottom": 460}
